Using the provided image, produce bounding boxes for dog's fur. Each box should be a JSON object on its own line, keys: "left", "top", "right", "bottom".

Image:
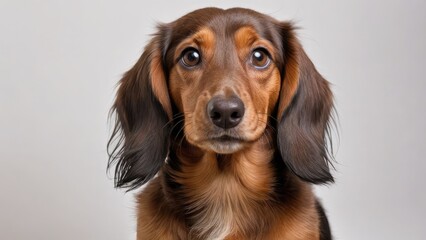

{"left": 108, "top": 7, "right": 335, "bottom": 240}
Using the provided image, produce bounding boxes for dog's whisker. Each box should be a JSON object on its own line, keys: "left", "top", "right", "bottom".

{"left": 256, "top": 112, "right": 279, "bottom": 123}
{"left": 173, "top": 115, "right": 193, "bottom": 141}
{"left": 163, "top": 115, "right": 184, "bottom": 131}
{"left": 177, "top": 124, "right": 194, "bottom": 154}
{"left": 170, "top": 118, "right": 186, "bottom": 136}
{"left": 175, "top": 121, "right": 192, "bottom": 144}
{"left": 257, "top": 118, "right": 277, "bottom": 133}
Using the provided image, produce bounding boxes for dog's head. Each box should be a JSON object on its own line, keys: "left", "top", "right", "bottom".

{"left": 108, "top": 8, "right": 334, "bottom": 190}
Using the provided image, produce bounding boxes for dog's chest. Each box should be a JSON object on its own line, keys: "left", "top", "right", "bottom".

{"left": 185, "top": 176, "right": 257, "bottom": 240}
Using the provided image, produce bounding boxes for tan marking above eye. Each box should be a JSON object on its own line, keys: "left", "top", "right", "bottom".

{"left": 234, "top": 26, "right": 277, "bottom": 68}
{"left": 234, "top": 27, "right": 259, "bottom": 50}
{"left": 174, "top": 27, "right": 216, "bottom": 67}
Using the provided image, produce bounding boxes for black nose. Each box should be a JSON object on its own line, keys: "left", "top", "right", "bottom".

{"left": 207, "top": 96, "right": 245, "bottom": 129}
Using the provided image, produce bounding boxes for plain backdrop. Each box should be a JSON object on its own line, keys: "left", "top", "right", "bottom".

{"left": 1, "top": 0, "right": 425, "bottom": 239}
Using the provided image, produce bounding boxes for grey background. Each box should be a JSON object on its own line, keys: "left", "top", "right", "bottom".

{"left": 1, "top": 0, "right": 425, "bottom": 239}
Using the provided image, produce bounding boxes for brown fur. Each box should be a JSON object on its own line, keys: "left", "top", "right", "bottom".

{"left": 109, "top": 7, "right": 335, "bottom": 240}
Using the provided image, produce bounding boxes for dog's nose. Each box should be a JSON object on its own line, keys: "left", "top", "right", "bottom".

{"left": 207, "top": 96, "right": 245, "bottom": 129}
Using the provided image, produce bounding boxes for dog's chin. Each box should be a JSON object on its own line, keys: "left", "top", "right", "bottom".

{"left": 189, "top": 136, "right": 247, "bottom": 154}
{"left": 207, "top": 139, "right": 245, "bottom": 154}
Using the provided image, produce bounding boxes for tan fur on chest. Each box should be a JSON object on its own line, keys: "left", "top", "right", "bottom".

{"left": 171, "top": 142, "right": 275, "bottom": 239}
{"left": 137, "top": 153, "right": 320, "bottom": 240}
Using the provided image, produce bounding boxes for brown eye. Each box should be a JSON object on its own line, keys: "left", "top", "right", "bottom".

{"left": 180, "top": 48, "right": 201, "bottom": 68}
{"left": 250, "top": 48, "right": 271, "bottom": 69}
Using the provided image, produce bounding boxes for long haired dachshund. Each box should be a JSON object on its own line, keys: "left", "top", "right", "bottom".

{"left": 108, "top": 7, "right": 335, "bottom": 240}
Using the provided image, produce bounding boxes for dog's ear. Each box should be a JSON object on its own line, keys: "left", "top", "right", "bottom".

{"left": 276, "top": 22, "right": 334, "bottom": 184}
{"left": 108, "top": 26, "right": 172, "bottom": 190}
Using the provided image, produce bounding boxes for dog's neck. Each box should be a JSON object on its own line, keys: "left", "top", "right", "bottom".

{"left": 162, "top": 133, "right": 308, "bottom": 239}
{"left": 165, "top": 139, "right": 274, "bottom": 238}
{"left": 169, "top": 136, "right": 277, "bottom": 199}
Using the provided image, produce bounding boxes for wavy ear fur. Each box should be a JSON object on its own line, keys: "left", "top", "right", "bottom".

{"left": 277, "top": 23, "right": 334, "bottom": 184}
{"left": 108, "top": 26, "right": 172, "bottom": 190}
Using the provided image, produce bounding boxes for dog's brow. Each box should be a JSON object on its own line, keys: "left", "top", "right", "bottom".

{"left": 174, "top": 27, "right": 216, "bottom": 60}
{"left": 234, "top": 26, "right": 277, "bottom": 62}
{"left": 192, "top": 28, "right": 215, "bottom": 46}
{"left": 234, "top": 26, "right": 259, "bottom": 49}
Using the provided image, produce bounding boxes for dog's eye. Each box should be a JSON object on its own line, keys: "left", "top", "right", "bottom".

{"left": 180, "top": 48, "right": 201, "bottom": 68}
{"left": 250, "top": 48, "right": 271, "bottom": 69}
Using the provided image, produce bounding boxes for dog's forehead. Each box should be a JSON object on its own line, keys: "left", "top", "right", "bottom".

{"left": 169, "top": 7, "right": 280, "bottom": 45}
{"left": 162, "top": 8, "right": 286, "bottom": 71}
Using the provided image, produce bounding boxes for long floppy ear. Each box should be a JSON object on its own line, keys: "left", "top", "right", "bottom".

{"left": 108, "top": 26, "right": 172, "bottom": 190}
{"left": 276, "top": 23, "right": 334, "bottom": 184}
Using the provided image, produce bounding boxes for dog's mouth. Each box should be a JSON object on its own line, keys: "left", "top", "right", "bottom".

{"left": 205, "top": 134, "right": 246, "bottom": 154}
{"left": 211, "top": 135, "right": 243, "bottom": 142}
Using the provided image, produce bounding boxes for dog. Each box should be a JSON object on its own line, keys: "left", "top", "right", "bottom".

{"left": 108, "top": 7, "right": 335, "bottom": 240}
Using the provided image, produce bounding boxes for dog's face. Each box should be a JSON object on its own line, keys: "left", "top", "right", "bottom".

{"left": 169, "top": 24, "right": 282, "bottom": 154}
{"left": 109, "top": 8, "right": 334, "bottom": 189}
